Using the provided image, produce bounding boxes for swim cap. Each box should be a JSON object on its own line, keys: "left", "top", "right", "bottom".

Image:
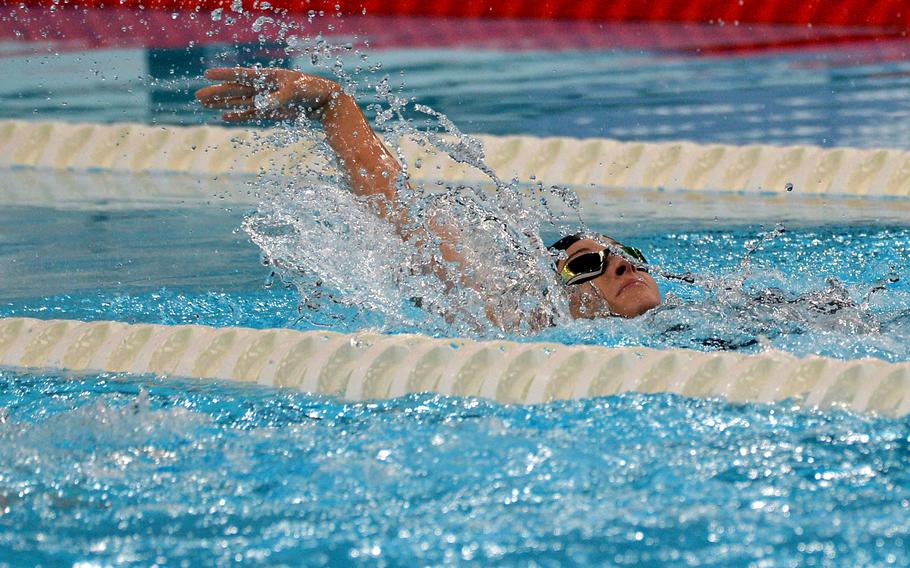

{"left": 547, "top": 233, "right": 585, "bottom": 252}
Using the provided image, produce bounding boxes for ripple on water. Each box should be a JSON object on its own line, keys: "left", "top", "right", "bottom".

{"left": 0, "top": 369, "right": 909, "bottom": 565}
{"left": 4, "top": 220, "right": 908, "bottom": 363}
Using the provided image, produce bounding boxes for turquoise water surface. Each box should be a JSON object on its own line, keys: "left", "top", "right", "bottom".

{"left": 2, "top": 368, "right": 910, "bottom": 566}
{"left": 1, "top": 203, "right": 907, "bottom": 361}
{"left": 4, "top": 10, "right": 910, "bottom": 148}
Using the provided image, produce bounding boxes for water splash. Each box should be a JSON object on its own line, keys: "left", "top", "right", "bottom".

{"left": 192, "top": 13, "right": 909, "bottom": 349}
{"left": 237, "top": 29, "right": 582, "bottom": 337}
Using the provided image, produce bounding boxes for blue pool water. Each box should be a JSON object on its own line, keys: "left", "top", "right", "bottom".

{"left": 1, "top": 203, "right": 908, "bottom": 361}
{"left": 3, "top": 10, "right": 910, "bottom": 565}
{"left": 2, "top": 368, "right": 910, "bottom": 565}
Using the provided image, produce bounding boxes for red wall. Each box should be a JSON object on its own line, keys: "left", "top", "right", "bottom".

{"left": 8, "top": 0, "right": 910, "bottom": 28}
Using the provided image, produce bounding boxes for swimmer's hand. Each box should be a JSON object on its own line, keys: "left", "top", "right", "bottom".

{"left": 195, "top": 67, "right": 342, "bottom": 122}
{"left": 197, "top": 66, "right": 405, "bottom": 225}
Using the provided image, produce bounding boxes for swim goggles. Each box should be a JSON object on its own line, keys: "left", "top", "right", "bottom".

{"left": 559, "top": 245, "right": 648, "bottom": 286}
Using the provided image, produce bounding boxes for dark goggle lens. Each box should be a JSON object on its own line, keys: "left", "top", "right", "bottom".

{"left": 566, "top": 252, "right": 605, "bottom": 275}
{"left": 622, "top": 246, "right": 647, "bottom": 264}
{"left": 567, "top": 247, "right": 646, "bottom": 272}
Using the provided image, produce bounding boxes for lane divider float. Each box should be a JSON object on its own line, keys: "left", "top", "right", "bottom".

{"left": 2, "top": 119, "right": 909, "bottom": 198}
{"left": 1, "top": 317, "right": 909, "bottom": 414}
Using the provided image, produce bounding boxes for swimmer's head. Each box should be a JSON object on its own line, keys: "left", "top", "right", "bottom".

{"left": 549, "top": 233, "right": 661, "bottom": 319}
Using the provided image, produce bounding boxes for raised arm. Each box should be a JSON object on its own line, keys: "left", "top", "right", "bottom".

{"left": 198, "top": 68, "right": 479, "bottom": 282}
{"left": 197, "top": 67, "right": 549, "bottom": 331}
{"left": 196, "top": 67, "right": 403, "bottom": 221}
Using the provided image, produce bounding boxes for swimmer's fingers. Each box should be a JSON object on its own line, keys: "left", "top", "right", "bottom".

{"left": 221, "top": 108, "right": 259, "bottom": 122}
{"left": 195, "top": 84, "right": 257, "bottom": 110}
{"left": 204, "top": 67, "right": 282, "bottom": 89}
{"left": 220, "top": 96, "right": 257, "bottom": 109}
{"left": 197, "top": 81, "right": 297, "bottom": 111}
{"left": 199, "top": 95, "right": 255, "bottom": 109}
{"left": 195, "top": 83, "right": 256, "bottom": 104}
{"left": 200, "top": 67, "right": 339, "bottom": 121}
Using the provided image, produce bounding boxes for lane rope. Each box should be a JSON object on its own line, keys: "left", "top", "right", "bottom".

{"left": 2, "top": 317, "right": 908, "bottom": 415}
{"left": 2, "top": 119, "right": 909, "bottom": 198}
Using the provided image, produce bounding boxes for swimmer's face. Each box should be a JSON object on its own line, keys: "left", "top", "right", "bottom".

{"left": 556, "top": 237, "right": 662, "bottom": 319}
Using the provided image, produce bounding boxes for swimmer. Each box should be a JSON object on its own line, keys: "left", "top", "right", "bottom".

{"left": 196, "top": 67, "right": 662, "bottom": 325}
{"left": 549, "top": 233, "right": 661, "bottom": 319}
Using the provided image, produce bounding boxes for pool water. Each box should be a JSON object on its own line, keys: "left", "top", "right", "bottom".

{"left": 1, "top": 368, "right": 909, "bottom": 565}
{"left": 1, "top": 201, "right": 908, "bottom": 361}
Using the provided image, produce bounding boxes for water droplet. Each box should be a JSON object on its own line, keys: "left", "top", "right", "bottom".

{"left": 254, "top": 92, "right": 276, "bottom": 111}
{"left": 251, "top": 15, "right": 273, "bottom": 32}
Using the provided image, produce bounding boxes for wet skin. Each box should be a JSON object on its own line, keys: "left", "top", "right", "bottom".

{"left": 556, "top": 237, "right": 662, "bottom": 319}
{"left": 196, "top": 68, "right": 660, "bottom": 324}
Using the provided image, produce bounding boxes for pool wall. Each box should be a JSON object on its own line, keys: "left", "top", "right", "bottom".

{"left": 1, "top": 119, "right": 909, "bottom": 415}
{"left": 17, "top": 0, "right": 910, "bottom": 29}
